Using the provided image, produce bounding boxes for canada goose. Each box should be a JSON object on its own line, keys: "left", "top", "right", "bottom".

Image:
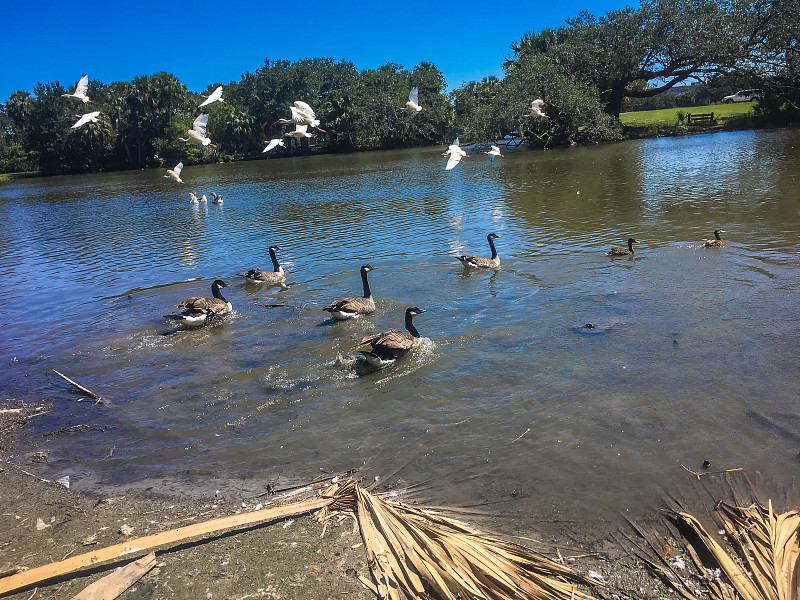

{"left": 359, "top": 307, "right": 426, "bottom": 368}
{"left": 606, "top": 238, "right": 639, "bottom": 256}
{"left": 704, "top": 229, "right": 725, "bottom": 247}
{"left": 210, "top": 192, "right": 223, "bottom": 205}
{"left": 456, "top": 233, "right": 501, "bottom": 268}
{"left": 198, "top": 194, "right": 208, "bottom": 203}
{"left": 323, "top": 264, "right": 377, "bottom": 320}
{"left": 238, "top": 246, "right": 286, "bottom": 284}
{"left": 165, "top": 279, "right": 232, "bottom": 326}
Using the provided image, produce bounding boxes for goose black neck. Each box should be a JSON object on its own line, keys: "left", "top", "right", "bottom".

{"left": 212, "top": 285, "right": 227, "bottom": 303}
{"left": 269, "top": 248, "right": 281, "bottom": 272}
{"left": 405, "top": 312, "right": 421, "bottom": 338}
{"left": 714, "top": 231, "right": 722, "bottom": 240}
{"left": 361, "top": 269, "right": 372, "bottom": 298}
{"left": 627, "top": 239, "right": 635, "bottom": 252}
{"left": 488, "top": 236, "right": 498, "bottom": 259}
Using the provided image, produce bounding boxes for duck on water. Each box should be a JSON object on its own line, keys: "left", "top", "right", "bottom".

{"left": 165, "top": 280, "right": 232, "bottom": 326}
{"left": 456, "top": 233, "right": 501, "bottom": 269}
{"left": 323, "top": 264, "right": 377, "bottom": 320}
{"left": 606, "top": 238, "right": 639, "bottom": 256}
{"left": 359, "top": 306, "right": 427, "bottom": 369}
{"left": 704, "top": 229, "right": 725, "bottom": 247}
{"left": 238, "top": 246, "right": 286, "bottom": 284}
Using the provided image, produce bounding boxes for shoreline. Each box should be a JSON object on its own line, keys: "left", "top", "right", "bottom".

{"left": 1, "top": 400, "right": 668, "bottom": 599}
{"left": 2, "top": 120, "right": 792, "bottom": 183}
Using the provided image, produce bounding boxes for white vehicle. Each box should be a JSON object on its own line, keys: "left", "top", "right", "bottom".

{"left": 721, "top": 89, "right": 760, "bottom": 103}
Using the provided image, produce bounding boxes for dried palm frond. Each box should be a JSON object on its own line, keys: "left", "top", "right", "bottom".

{"left": 627, "top": 496, "right": 799, "bottom": 600}
{"left": 320, "top": 479, "right": 601, "bottom": 600}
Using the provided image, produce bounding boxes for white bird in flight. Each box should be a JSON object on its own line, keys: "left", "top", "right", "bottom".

{"left": 405, "top": 87, "right": 423, "bottom": 111}
{"left": 62, "top": 74, "right": 90, "bottom": 103}
{"left": 485, "top": 145, "right": 504, "bottom": 161}
{"left": 262, "top": 138, "right": 285, "bottom": 153}
{"left": 165, "top": 162, "right": 184, "bottom": 183}
{"left": 199, "top": 86, "right": 225, "bottom": 107}
{"left": 442, "top": 137, "right": 469, "bottom": 170}
{"left": 284, "top": 124, "right": 315, "bottom": 140}
{"left": 528, "top": 99, "right": 549, "bottom": 118}
{"left": 70, "top": 111, "right": 100, "bottom": 129}
{"left": 272, "top": 101, "right": 325, "bottom": 132}
{"left": 176, "top": 114, "right": 216, "bottom": 147}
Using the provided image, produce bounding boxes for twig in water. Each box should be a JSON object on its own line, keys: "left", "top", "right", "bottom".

{"left": 52, "top": 370, "right": 106, "bottom": 404}
{"left": 511, "top": 428, "right": 531, "bottom": 443}
{"left": 680, "top": 464, "right": 744, "bottom": 480}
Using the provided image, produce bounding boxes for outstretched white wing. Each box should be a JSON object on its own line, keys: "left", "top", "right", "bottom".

{"left": 408, "top": 87, "right": 419, "bottom": 105}
{"left": 262, "top": 138, "right": 283, "bottom": 153}
{"left": 531, "top": 98, "right": 545, "bottom": 109}
{"left": 70, "top": 111, "right": 100, "bottom": 128}
{"left": 192, "top": 113, "right": 209, "bottom": 136}
{"left": 75, "top": 74, "right": 89, "bottom": 98}
{"left": 490, "top": 145, "right": 501, "bottom": 153}
{"left": 445, "top": 153, "right": 463, "bottom": 171}
{"left": 293, "top": 100, "right": 316, "bottom": 118}
{"left": 295, "top": 124, "right": 308, "bottom": 135}
{"left": 199, "top": 86, "right": 223, "bottom": 107}
{"left": 173, "top": 162, "right": 184, "bottom": 176}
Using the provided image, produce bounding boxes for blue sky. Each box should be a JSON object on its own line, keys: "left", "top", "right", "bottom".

{"left": 1, "top": 0, "right": 634, "bottom": 101}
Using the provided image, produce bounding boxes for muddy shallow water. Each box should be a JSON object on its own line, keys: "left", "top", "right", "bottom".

{"left": 1, "top": 129, "right": 799, "bottom": 528}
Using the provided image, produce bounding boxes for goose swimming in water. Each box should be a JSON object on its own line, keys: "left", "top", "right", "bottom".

{"left": 359, "top": 307, "right": 426, "bottom": 368}
{"left": 606, "top": 238, "right": 639, "bottom": 256}
{"left": 210, "top": 192, "right": 223, "bottom": 205}
{"left": 456, "top": 233, "right": 501, "bottom": 268}
{"left": 189, "top": 192, "right": 200, "bottom": 205}
{"left": 323, "top": 264, "right": 377, "bottom": 320}
{"left": 703, "top": 229, "right": 725, "bottom": 247}
{"left": 238, "top": 245, "right": 286, "bottom": 284}
{"left": 165, "top": 279, "right": 232, "bottom": 326}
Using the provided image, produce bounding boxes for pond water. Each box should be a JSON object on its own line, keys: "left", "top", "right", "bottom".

{"left": 1, "top": 129, "right": 799, "bottom": 526}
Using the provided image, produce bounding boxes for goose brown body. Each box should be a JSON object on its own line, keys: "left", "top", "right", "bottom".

{"left": 323, "top": 264, "right": 376, "bottom": 320}
{"left": 168, "top": 280, "right": 232, "bottom": 325}
{"left": 238, "top": 246, "right": 285, "bottom": 283}
{"left": 704, "top": 229, "right": 725, "bottom": 247}
{"left": 606, "top": 238, "right": 639, "bottom": 256}
{"left": 456, "top": 233, "right": 501, "bottom": 268}
{"left": 359, "top": 307, "right": 426, "bottom": 367}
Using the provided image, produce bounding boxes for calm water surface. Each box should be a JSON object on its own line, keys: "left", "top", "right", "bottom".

{"left": 1, "top": 129, "right": 799, "bottom": 527}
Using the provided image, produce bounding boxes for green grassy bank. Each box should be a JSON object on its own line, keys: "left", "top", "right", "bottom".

{"left": 620, "top": 101, "right": 758, "bottom": 127}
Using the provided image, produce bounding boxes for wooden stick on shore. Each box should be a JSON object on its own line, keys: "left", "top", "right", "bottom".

{"left": 52, "top": 370, "right": 106, "bottom": 405}
{"left": 0, "top": 496, "right": 333, "bottom": 596}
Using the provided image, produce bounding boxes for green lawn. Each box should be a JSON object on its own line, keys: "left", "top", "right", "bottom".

{"left": 620, "top": 102, "right": 758, "bottom": 127}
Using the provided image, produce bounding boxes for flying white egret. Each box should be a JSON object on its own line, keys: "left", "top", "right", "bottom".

{"left": 176, "top": 114, "right": 216, "bottom": 147}
{"left": 262, "top": 138, "right": 285, "bottom": 153}
{"left": 62, "top": 74, "right": 90, "bottom": 103}
{"left": 442, "top": 138, "right": 468, "bottom": 170}
{"left": 405, "top": 87, "right": 423, "bottom": 111}
{"left": 485, "top": 145, "right": 504, "bottom": 161}
{"left": 70, "top": 111, "right": 100, "bottom": 129}
{"left": 528, "top": 99, "right": 548, "bottom": 118}
{"left": 165, "top": 162, "right": 184, "bottom": 183}
{"left": 283, "top": 124, "right": 315, "bottom": 140}
{"left": 199, "top": 86, "right": 225, "bottom": 107}
{"left": 272, "top": 101, "right": 326, "bottom": 132}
